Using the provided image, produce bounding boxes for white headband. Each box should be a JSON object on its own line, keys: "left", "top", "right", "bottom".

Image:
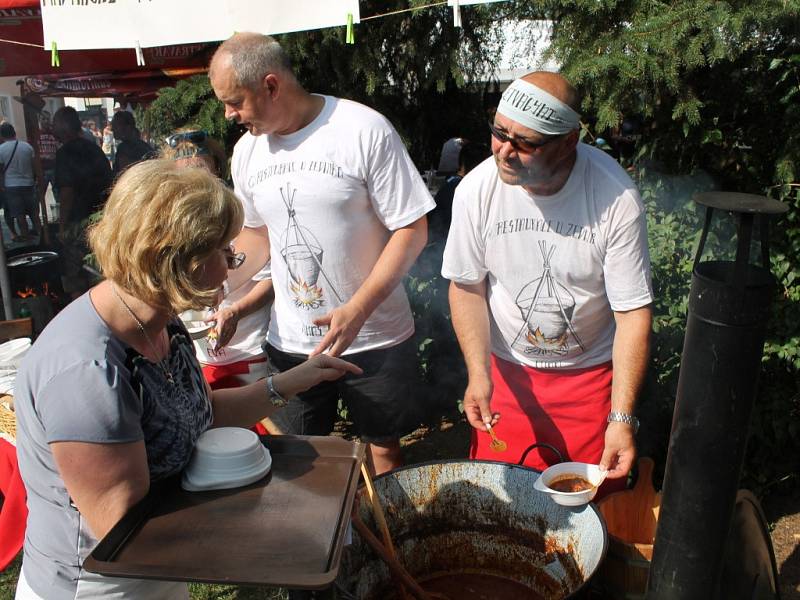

{"left": 496, "top": 79, "right": 581, "bottom": 135}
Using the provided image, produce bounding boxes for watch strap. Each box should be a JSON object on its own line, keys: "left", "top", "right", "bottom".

{"left": 607, "top": 411, "right": 640, "bottom": 432}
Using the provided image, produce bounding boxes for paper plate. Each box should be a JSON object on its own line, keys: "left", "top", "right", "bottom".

{"left": 178, "top": 310, "right": 215, "bottom": 340}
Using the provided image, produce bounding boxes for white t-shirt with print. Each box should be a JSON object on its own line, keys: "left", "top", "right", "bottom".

{"left": 231, "top": 95, "right": 434, "bottom": 356}
{"left": 442, "top": 143, "right": 653, "bottom": 369}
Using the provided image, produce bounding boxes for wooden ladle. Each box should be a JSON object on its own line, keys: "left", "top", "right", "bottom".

{"left": 358, "top": 463, "right": 449, "bottom": 600}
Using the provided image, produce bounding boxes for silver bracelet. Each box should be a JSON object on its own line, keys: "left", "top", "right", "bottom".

{"left": 266, "top": 375, "right": 288, "bottom": 408}
{"left": 607, "top": 411, "right": 640, "bottom": 433}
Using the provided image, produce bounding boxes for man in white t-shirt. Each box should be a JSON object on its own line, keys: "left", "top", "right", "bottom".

{"left": 442, "top": 72, "right": 653, "bottom": 490}
{"left": 209, "top": 33, "right": 434, "bottom": 474}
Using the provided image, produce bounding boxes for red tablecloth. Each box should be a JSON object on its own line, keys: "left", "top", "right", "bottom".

{"left": 0, "top": 438, "right": 26, "bottom": 570}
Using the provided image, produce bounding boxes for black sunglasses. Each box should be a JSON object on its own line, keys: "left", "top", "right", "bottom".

{"left": 165, "top": 130, "right": 208, "bottom": 148}
{"left": 224, "top": 244, "right": 246, "bottom": 270}
{"left": 488, "top": 121, "right": 563, "bottom": 153}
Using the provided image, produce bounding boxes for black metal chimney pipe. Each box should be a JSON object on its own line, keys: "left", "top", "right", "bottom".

{"left": 646, "top": 192, "right": 787, "bottom": 600}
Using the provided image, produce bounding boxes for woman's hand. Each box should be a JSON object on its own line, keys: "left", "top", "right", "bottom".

{"left": 273, "top": 354, "right": 363, "bottom": 398}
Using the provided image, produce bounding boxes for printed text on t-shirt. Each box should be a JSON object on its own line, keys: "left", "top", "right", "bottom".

{"left": 248, "top": 160, "right": 344, "bottom": 187}
{"left": 493, "top": 217, "right": 596, "bottom": 245}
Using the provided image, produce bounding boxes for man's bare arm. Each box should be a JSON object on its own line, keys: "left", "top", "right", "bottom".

{"left": 449, "top": 279, "right": 496, "bottom": 431}
{"left": 600, "top": 304, "right": 652, "bottom": 478}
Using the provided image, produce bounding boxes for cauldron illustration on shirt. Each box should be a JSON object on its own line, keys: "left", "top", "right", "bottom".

{"left": 278, "top": 183, "right": 342, "bottom": 311}
{"left": 513, "top": 241, "right": 584, "bottom": 354}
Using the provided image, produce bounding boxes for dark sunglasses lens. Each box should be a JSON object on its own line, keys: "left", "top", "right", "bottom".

{"left": 489, "top": 122, "right": 550, "bottom": 153}
{"left": 490, "top": 123, "right": 522, "bottom": 150}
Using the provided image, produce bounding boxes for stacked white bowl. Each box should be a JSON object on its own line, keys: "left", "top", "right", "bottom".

{"left": 182, "top": 427, "right": 272, "bottom": 492}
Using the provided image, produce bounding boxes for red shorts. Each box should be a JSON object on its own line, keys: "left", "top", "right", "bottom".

{"left": 471, "top": 354, "right": 626, "bottom": 496}
{"left": 202, "top": 357, "right": 269, "bottom": 435}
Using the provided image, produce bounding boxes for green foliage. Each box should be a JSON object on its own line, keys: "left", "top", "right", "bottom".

{"left": 277, "top": 0, "right": 501, "bottom": 168}
{"left": 406, "top": 245, "right": 467, "bottom": 419}
{"left": 140, "top": 74, "right": 239, "bottom": 154}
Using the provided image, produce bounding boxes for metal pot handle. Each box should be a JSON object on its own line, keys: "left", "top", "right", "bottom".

{"left": 517, "top": 442, "right": 564, "bottom": 466}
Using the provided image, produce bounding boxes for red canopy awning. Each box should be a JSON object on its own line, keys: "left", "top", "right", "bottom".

{"left": 0, "top": 0, "right": 215, "bottom": 99}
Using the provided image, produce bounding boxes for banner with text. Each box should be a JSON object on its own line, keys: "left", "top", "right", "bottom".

{"left": 41, "top": 0, "right": 360, "bottom": 50}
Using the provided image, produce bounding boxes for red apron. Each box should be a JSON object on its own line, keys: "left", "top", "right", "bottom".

{"left": 470, "top": 354, "right": 626, "bottom": 497}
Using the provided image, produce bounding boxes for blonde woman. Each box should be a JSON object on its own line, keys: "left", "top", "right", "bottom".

{"left": 164, "top": 131, "right": 275, "bottom": 435}
{"left": 13, "top": 160, "right": 360, "bottom": 599}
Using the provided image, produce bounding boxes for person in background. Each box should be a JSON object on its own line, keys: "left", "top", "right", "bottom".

{"left": 429, "top": 141, "right": 491, "bottom": 244}
{"left": 210, "top": 33, "right": 434, "bottom": 474}
{"left": 13, "top": 159, "right": 361, "bottom": 599}
{"left": 101, "top": 122, "right": 115, "bottom": 166}
{"left": 0, "top": 117, "right": 12, "bottom": 239}
{"left": 443, "top": 72, "right": 653, "bottom": 495}
{"left": 52, "top": 106, "right": 114, "bottom": 298}
{"left": 80, "top": 120, "right": 96, "bottom": 145}
{"left": 0, "top": 122, "right": 43, "bottom": 241}
{"left": 88, "top": 121, "right": 102, "bottom": 148}
{"left": 111, "top": 110, "right": 155, "bottom": 177}
{"left": 37, "top": 110, "right": 60, "bottom": 205}
{"left": 163, "top": 130, "right": 275, "bottom": 404}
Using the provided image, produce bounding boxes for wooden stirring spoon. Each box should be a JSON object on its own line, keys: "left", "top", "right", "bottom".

{"left": 352, "top": 511, "right": 449, "bottom": 600}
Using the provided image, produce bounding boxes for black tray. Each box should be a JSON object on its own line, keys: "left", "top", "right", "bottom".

{"left": 83, "top": 435, "right": 366, "bottom": 589}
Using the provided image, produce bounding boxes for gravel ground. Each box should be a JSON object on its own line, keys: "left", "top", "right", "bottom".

{"left": 764, "top": 489, "right": 800, "bottom": 599}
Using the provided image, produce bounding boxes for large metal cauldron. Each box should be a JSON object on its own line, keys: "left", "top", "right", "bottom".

{"left": 338, "top": 460, "right": 607, "bottom": 599}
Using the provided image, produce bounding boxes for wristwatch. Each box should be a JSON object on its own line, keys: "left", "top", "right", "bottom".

{"left": 266, "top": 375, "right": 288, "bottom": 408}
{"left": 607, "top": 411, "right": 640, "bottom": 434}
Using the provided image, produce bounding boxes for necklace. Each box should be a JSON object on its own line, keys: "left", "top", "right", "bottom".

{"left": 111, "top": 284, "right": 175, "bottom": 385}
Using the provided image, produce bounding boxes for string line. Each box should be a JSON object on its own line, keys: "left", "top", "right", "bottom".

{"left": 0, "top": 38, "right": 43, "bottom": 49}
{"left": 361, "top": 1, "right": 449, "bottom": 21}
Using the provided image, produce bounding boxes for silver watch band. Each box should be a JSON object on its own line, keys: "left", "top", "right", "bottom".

{"left": 607, "top": 411, "right": 640, "bottom": 432}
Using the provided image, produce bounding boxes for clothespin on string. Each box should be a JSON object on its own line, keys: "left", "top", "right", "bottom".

{"left": 50, "top": 41, "right": 60, "bottom": 68}
{"left": 452, "top": 0, "right": 462, "bottom": 28}
{"left": 346, "top": 13, "right": 355, "bottom": 45}
{"left": 135, "top": 41, "right": 145, "bottom": 66}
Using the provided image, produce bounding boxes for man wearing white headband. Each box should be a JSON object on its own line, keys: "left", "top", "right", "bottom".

{"left": 442, "top": 72, "right": 653, "bottom": 495}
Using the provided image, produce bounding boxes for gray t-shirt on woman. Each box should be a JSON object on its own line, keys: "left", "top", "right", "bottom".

{"left": 14, "top": 293, "right": 213, "bottom": 600}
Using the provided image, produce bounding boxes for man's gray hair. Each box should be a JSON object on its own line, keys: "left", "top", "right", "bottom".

{"left": 213, "top": 33, "right": 294, "bottom": 90}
